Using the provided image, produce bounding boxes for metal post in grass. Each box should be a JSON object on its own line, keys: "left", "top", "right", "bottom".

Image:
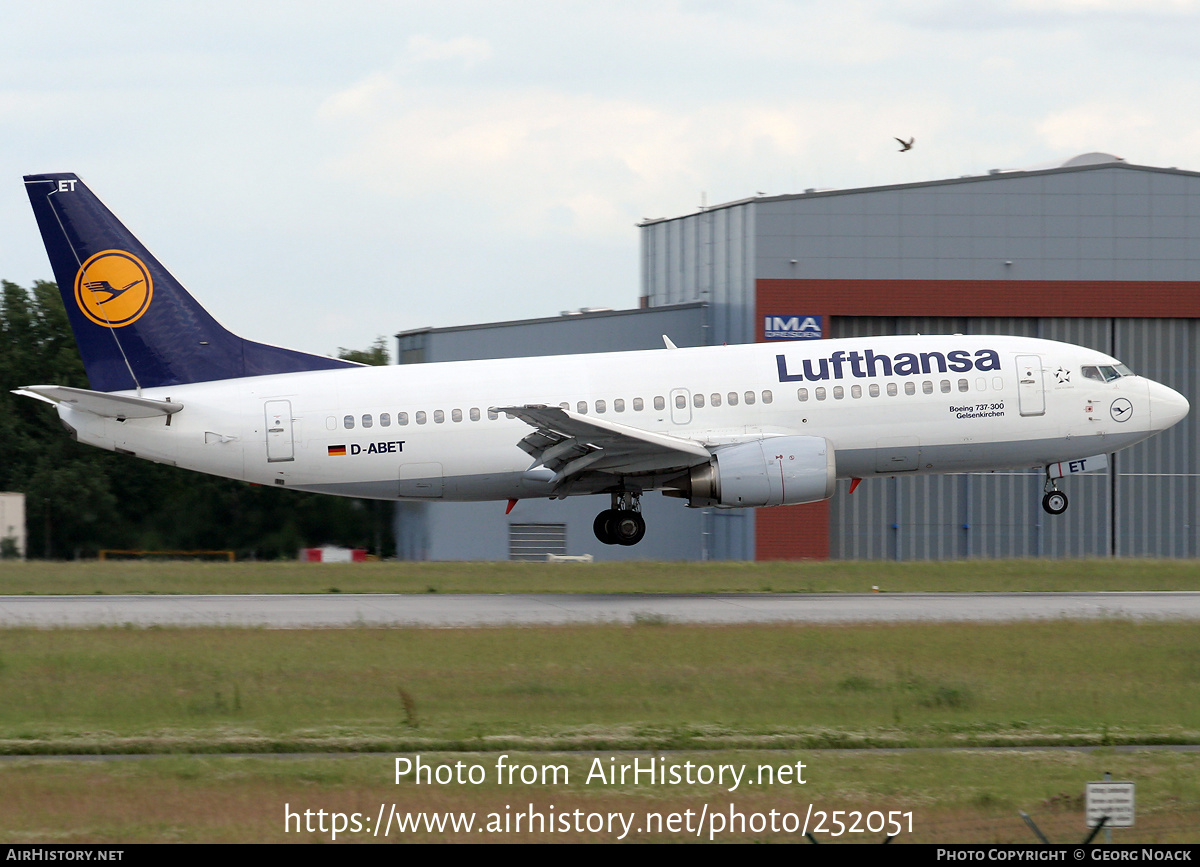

{"left": 1081, "top": 815, "right": 1109, "bottom": 845}
{"left": 1018, "top": 810, "right": 1050, "bottom": 844}
{"left": 1104, "top": 771, "right": 1113, "bottom": 845}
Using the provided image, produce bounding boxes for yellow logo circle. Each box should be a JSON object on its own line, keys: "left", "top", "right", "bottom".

{"left": 74, "top": 250, "right": 153, "bottom": 328}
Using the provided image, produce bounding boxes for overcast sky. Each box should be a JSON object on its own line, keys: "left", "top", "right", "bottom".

{"left": 3, "top": 1, "right": 1199, "bottom": 357}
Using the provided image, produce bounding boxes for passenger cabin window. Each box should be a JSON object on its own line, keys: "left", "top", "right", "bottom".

{"left": 398, "top": 412, "right": 409, "bottom": 425}
{"left": 693, "top": 393, "right": 704, "bottom": 408}
{"left": 710, "top": 393, "right": 721, "bottom": 407}
{"left": 905, "top": 382, "right": 915, "bottom": 396}
{"left": 577, "top": 401, "right": 588, "bottom": 414}
{"left": 851, "top": 385, "right": 862, "bottom": 399}
{"left": 744, "top": 391, "right": 756, "bottom": 405}
{"left": 958, "top": 379, "right": 969, "bottom": 392}
{"left": 727, "top": 392, "right": 738, "bottom": 406}
{"left": 922, "top": 381, "right": 933, "bottom": 395}
{"left": 596, "top": 400, "right": 606, "bottom": 413}
{"left": 816, "top": 387, "right": 827, "bottom": 401}
{"left": 470, "top": 408, "right": 480, "bottom": 421}
{"left": 633, "top": 398, "right": 644, "bottom": 411}
{"left": 940, "top": 380, "right": 951, "bottom": 393}
{"left": 833, "top": 386, "right": 844, "bottom": 400}
{"left": 869, "top": 384, "right": 880, "bottom": 397}
{"left": 379, "top": 413, "right": 391, "bottom": 427}
{"left": 614, "top": 399, "right": 625, "bottom": 412}
{"left": 887, "top": 383, "right": 898, "bottom": 397}
{"left": 675, "top": 394, "right": 687, "bottom": 409}
{"left": 343, "top": 415, "right": 355, "bottom": 429}
{"left": 488, "top": 408, "right": 499, "bottom": 420}
{"left": 451, "top": 409, "right": 462, "bottom": 422}
{"left": 434, "top": 410, "right": 445, "bottom": 423}
{"left": 992, "top": 377, "right": 1004, "bottom": 390}
{"left": 362, "top": 414, "right": 373, "bottom": 428}
{"left": 797, "top": 388, "right": 809, "bottom": 401}
{"left": 654, "top": 396, "right": 665, "bottom": 410}
{"left": 762, "top": 390, "right": 773, "bottom": 404}
{"left": 416, "top": 411, "right": 427, "bottom": 425}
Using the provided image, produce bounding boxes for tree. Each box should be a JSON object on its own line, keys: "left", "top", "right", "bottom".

{"left": 338, "top": 336, "right": 390, "bottom": 366}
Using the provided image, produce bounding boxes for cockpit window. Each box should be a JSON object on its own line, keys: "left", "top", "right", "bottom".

{"left": 1082, "top": 364, "right": 1134, "bottom": 383}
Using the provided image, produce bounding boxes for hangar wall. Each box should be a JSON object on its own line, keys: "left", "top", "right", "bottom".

{"left": 396, "top": 304, "right": 712, "bottom": 364}
{"left": 641, "top": 158, "right": 1200, "bottom": 318}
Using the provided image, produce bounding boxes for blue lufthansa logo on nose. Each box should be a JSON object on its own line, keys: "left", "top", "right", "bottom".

{"left": 1110, "top": 398, "right": 1133, "bottom": 423}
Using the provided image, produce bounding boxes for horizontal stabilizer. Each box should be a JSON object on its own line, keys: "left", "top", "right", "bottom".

{"left": 13, "top": 385, "right": 183, "bottom": 419}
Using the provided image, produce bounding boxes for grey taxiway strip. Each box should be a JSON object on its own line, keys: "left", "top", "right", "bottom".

{"left": 1, "top": 591, "right": 1199, "bottom": 628}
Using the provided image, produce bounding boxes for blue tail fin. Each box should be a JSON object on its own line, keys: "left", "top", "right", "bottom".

{"left": 24, "top": 173, "right": 356, "bottom": 392}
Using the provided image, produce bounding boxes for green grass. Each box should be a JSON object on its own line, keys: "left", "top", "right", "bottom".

{"left": 3, "top": 560, "right": 1198, "bottom": 843}
{"left": 0, "top": 620, "right": 1196, "bottom": 754}
{"left": 1, "top": 558, "right": 1198, "bottom": 595}
{"left": 2, "top": 749, "right": 1197, "bottom": 842}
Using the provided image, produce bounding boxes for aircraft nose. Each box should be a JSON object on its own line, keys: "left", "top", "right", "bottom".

{"left": 1148, "top": 380, "right": 1190, "bottom": 431}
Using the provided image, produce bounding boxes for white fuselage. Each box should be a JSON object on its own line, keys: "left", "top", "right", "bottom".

{"left": 57, "top": 334, "right": 1189, "bottom": 503}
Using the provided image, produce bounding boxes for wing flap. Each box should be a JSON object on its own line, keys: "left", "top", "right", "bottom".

{"left": 499, "top": 404, "right": 711, "bottom": 485}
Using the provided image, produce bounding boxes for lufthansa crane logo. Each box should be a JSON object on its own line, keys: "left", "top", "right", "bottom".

{"left": 1110, "top": 398, "right": 1133, "bottom": 423}
{"left": 74, "top": 250, "right": 153, "bottom": 328}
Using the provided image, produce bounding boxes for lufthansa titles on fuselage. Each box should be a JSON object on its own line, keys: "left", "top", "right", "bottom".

{"left": 776, "top": 347, "right": 1002, "bottom": 383}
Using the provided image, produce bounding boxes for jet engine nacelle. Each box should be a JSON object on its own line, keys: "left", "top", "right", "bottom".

{"left": 669, "top": 435, "right": 836, "bottom": 508}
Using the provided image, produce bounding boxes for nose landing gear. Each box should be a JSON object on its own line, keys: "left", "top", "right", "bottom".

{"left": 594, "top": 492, "right": 646, "bottom": 546}
{"left": 1042, "top": 474, "right": 1069, "bottom": 516}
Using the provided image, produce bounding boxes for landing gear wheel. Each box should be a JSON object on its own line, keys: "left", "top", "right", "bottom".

{"left": 610, "top": 510, "right": 646, "bottom": 546}
{"left": 593, "top": 509, "right": 620, "bottom": 544}
{"left": 1042, "top": 491, "right": 1068, "bottom": 515}
{"left": 595, "top": 491, "right": 647, "bottom": 546}
{"left": 593, "top": 509, "right": 647, "bottom": 545}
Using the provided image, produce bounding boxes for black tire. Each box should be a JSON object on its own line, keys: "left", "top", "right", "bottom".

{"left": 1042, "top": 491, "right": 1068, "bottom": 515}
{"left": 593, "top": 509, "right": 619, "bottom": 544}
{"left": 612, "top": 510, "right": 647, "bottom": 546}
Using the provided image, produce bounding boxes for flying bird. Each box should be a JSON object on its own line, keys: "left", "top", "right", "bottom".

{"left": 895, "top": 137, "right": 914, "bottom": 152}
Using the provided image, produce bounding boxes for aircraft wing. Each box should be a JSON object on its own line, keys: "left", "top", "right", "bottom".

{"left": 13, "top": 385, "right": 183, "bottom": 419}
{"left": 498, "top": 404, "right": 712, "bottom": 487}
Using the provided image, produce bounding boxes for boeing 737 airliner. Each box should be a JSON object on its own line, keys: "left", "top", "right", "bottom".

{"left": 17, "top": 173, "right": 1191, "bottom": 546}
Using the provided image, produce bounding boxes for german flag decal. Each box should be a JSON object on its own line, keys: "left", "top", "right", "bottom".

{"left": 328, "top": 445, "right": 347, "bottom": 456}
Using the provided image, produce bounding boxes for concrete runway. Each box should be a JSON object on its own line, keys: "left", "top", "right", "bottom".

{"left": 1, "top": 591, "right": 1199, "bottom": 628}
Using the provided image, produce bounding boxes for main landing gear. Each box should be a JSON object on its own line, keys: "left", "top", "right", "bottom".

{"left": 1042, "top": 474, "right": 1069, "bottom": 516}
{"left": 594, "top": 492, "right": 646, "bottom": 546}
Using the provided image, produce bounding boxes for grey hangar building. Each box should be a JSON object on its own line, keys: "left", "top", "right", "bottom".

{"left": 392, "top": 153, "right": 1200, "bottom": 561}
